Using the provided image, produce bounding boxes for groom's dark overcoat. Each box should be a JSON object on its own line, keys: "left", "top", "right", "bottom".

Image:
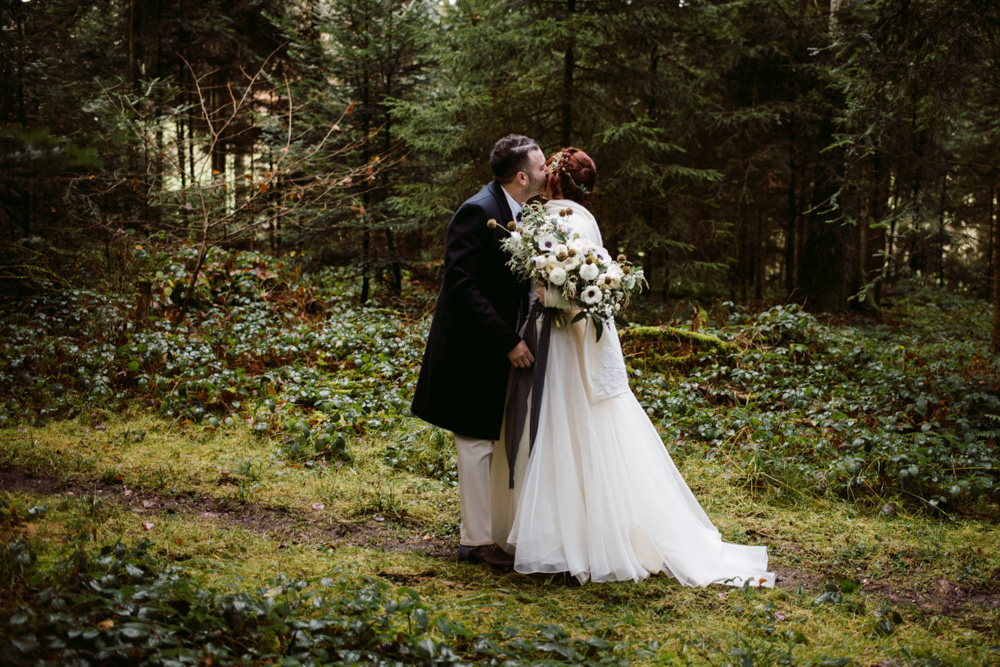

{"left": 411, "top": 180, "right": 528, "bottom": 441}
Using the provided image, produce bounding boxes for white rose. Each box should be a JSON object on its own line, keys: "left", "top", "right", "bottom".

{"left": 562, "top": 254, "right": 581, "bottom": 271}
{"left": 548, "top": 266, "right": 567, "bottom": 286}
{"left": 581, "top": 285, "right": 603, "bottom": 305}
{"left": 579, "top": 262, "right": 599, "bottom": 281}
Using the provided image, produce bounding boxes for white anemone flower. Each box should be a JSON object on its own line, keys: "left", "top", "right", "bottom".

{"left": 548, "top": 266, "right": 568, "bottom": 286}
{"left": 537, "top": 233, "right": 559, "bottom": 251}
{"left": 603, "top": 267, "right": 622, "bottom": 289}
{"left": 562, "top": 254, "right": 582, "bottom": 271}
{"left": 579, "top": 262, "right": 600, "bottom": 281}
{"left": 581, "top": 285, "right": 603, "bottom": 305}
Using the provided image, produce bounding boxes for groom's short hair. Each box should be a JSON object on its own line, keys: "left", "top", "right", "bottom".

{"left": 490, "top": 134, "right": 540, "bottom": 183}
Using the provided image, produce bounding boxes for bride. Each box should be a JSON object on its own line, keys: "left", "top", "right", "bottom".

{"left": 489, "top": 147, "right": 775, "bottom": 587}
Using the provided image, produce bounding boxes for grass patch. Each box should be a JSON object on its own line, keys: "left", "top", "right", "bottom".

{"left": 3, "top": 415, "right": 999, "bottom": 664}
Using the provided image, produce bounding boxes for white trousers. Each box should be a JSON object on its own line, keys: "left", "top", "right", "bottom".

{"left": 454, "top": 433, "right": 494, "bottom": 546}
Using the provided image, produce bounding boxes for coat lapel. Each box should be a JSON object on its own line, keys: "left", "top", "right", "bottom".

{"left": 488, "top": 180, "right": 514, "bottom": 224}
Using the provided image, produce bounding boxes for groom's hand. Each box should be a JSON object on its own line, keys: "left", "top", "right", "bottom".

{"left": 507, "top": 340, "right": 534, "bottom": 369}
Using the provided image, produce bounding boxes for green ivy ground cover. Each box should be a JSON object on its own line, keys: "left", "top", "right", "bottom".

{"left": 1, "top": 246, "right": 998, "bottom": 664}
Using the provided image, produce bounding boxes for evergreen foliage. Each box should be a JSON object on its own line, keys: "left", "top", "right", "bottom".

{"left": 4, "top": 0, "right": 1000, "bottom": 313}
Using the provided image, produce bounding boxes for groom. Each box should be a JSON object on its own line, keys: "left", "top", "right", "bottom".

{"left": 411, "top": 134, "right": 547, "bottom": 567}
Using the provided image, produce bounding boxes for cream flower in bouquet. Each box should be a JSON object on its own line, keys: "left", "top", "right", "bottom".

{"left": 494, "top": 202, "right": 646, "bottom": 341}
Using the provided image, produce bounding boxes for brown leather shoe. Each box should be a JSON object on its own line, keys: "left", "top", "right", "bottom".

{"left": 458, "top": 544, "right": 514, "bottom": 569}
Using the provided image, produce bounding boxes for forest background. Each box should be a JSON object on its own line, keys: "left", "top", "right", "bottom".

{"left": 2, "top": 0, "right": 1000, "bottom": 665}
{"left": 5, "top": 0, "right": 1000, "bottom": 316}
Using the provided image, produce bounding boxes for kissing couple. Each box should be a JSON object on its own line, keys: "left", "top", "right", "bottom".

{"left": 412, "top": 134, "right": 775, "bottom": 586}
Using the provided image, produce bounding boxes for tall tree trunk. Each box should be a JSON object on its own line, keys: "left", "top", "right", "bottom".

{"left": 785, "top": 125, "right": 798, "bottom": 295}
{"left": 561, "top": 0, "right": 576, "bottom": 146}
{"left": 797, "top": 144, "right": 860, "bottom": 311}
{"left": 988, "top": 180, "right": 995, "bottom": 282}
{"left": 176, "top": 117, "right": 187, "bottom": 189}
{"left": 887, "top": 165, "right": 901, "bottom": 277}
{"left": 643, "top": 249, "right": 655, "bottom": 302}
{"left": 128, "top": 0, "right": 139, "bottom": 90}
{"left": 210, "top": 72, "right": 227, "bottom": 177}
{"left": 384, "top": 121, "right": 401, "bottom": 297}
{"left": 992, "top": 168, "right": 1000, "bottom": 354}
{"left": 868, "top": 154, "right": 889, "bottom": 304}
{"left": 737, "top": 207, "right": 748, "bottom": 302}
{"left": 360, "top": 68, "right": 372, "bottom": 305}
{"left": 754, "top": 208, "right": 764, "bottom": 300}
{"left": 938, "top": 172, "right": 946, "bottom": 286}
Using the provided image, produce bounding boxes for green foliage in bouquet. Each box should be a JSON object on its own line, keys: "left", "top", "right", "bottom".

{"left": 496, "top": 202, "right": 646, "bottom": 341}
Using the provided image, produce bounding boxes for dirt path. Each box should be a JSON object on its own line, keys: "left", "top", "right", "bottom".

{"left": 0, "top": 464, "right": 454, "bottom": 560}
{"left": 3, "top": 464, "right": 997, "bottom": 616}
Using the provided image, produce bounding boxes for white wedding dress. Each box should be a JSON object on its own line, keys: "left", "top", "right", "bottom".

{"left": 490, "top": 199, "right": 775, "bottom": 587}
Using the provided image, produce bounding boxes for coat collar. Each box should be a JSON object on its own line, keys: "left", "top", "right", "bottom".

{"left": 488, "top": 180, "right": 515, "bottom": 223}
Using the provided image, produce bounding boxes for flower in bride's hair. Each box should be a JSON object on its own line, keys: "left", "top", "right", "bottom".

{"left": 548, "top": 266, "right": 568, "bottom": 286}
{"left": 507, "top": 221, "right": 517, "bottom": 230}
{"left": 579, "top": 261, "right": 599, "bottom": 281}
{"left": 581, "top": 285, "right": 603, "bottom": 305}
{"left": 487, "top": 219, "right": 497, "bottom": 228}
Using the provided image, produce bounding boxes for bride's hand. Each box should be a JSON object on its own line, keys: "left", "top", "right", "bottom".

{"left": 535, "top": 285, "right": 545, "bottom": 306}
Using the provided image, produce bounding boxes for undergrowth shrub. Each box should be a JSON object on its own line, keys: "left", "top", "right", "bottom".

{"left": 632, "top": 296, "right": 1000, "bottom": 514}
{"left": 1, "top": 246, "right": 423, "bottom": 470}
{"left": 0, "top": 538, "right": 627, "bottom": 666}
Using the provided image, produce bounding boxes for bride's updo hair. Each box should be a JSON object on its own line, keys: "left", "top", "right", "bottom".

{"left": 545, "top": 147, "right": 596, "bottom": 204}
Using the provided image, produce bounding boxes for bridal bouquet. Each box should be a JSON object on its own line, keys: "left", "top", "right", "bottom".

{"left": 490, "top": 201, "right": 645, "bottom": 341}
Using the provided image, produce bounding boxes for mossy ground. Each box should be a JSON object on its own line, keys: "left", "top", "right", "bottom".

{"left": 2, "top": 411, "right": 997, "bottom": 665}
